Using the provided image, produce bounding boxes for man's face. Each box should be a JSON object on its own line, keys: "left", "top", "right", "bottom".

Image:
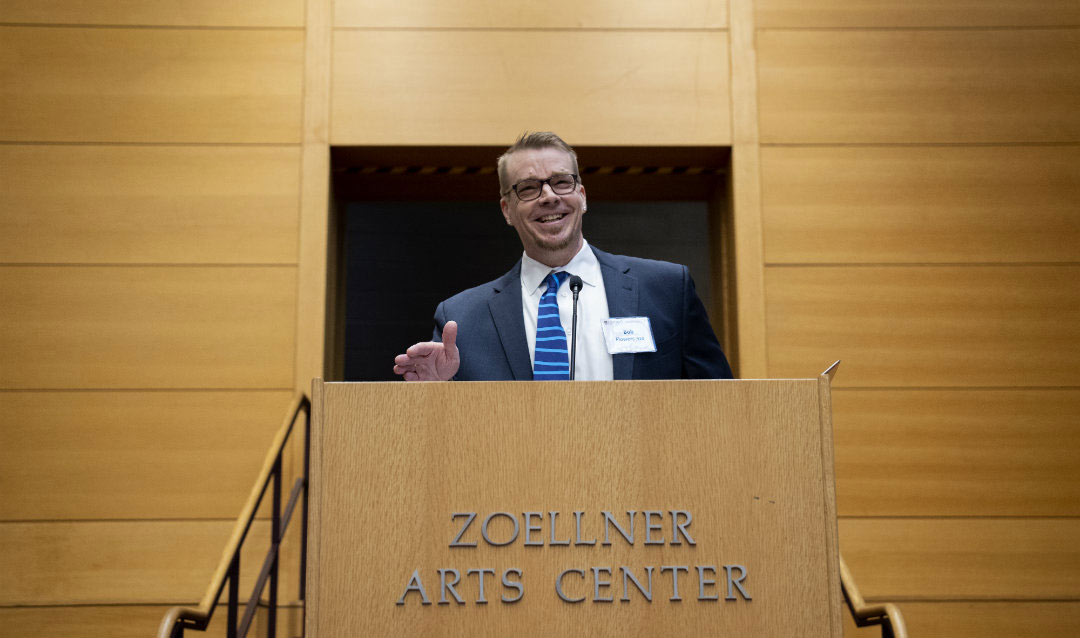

{"left": 500, "top": 147, "right": 587, "bottom": 267}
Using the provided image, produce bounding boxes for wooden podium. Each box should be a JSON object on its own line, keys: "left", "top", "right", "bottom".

{"left": 306, "top": 377, "right": 842, "bottom": 637}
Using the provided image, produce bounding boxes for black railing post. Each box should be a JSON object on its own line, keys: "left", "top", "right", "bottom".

{"left": 227, "top": 554, "right": 240, "bottom": 638}
{"left": 300, "top": 404, "right": 310, "bottom": 605}
{"left": 269, "top": 455, "right": 282, "bottom": 638}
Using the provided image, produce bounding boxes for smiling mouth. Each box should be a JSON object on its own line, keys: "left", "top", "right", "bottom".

{"left": 537, "top": 213, "right": 567, "bottom": 224}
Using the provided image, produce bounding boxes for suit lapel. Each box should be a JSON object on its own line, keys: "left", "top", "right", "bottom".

{"left": 487, "top": 261, "right": 533, "bottom": 380}
{"left": 595, "top": 248, "right": 638, "bottom": 380}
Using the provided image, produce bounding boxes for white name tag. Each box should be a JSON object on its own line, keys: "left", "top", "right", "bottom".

{"left": 601, "top": 317, "right": 657, "bottom": 354}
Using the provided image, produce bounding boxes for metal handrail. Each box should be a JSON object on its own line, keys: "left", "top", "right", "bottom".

{"left": 841, "top": 554, "right": 908, "bottom": 638}
{"left": 158, "top": 394, "right": 311, "bottom": 638}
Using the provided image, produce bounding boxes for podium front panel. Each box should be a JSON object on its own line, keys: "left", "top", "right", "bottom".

{"left": 307, "top": 379, "right": 841, "bottom": 637}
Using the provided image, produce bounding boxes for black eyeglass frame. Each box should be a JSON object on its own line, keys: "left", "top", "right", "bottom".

{"left": 504, "top": 173, "right": 580, "bottom": 201}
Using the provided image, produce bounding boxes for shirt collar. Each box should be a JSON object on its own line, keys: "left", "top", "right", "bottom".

{"left": 520, "top": 239, "right": 602, "bottom": 295}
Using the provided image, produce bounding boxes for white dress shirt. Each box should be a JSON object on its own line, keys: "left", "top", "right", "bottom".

{"left": 520, "top": 239, "right": 614, "bottom": 381}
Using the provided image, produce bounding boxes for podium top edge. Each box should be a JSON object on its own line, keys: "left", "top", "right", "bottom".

{"left": 318, "top": 378, "right": 824, "bottom": 385}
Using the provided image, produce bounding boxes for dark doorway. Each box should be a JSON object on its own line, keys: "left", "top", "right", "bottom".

{"left": 329, "top": 146, "right": 732, "bottom": 381}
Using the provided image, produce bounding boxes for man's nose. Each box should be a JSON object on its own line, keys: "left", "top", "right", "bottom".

{"left": 537, "top": 182, "right": 559, "bottom": 202}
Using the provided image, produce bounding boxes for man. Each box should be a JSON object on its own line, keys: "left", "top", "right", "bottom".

{"left": 393, "top": 132, "right": 733, "bottom": 381}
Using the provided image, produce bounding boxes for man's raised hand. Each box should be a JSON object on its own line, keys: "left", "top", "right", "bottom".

{"left": 393, "top": 321, "right": 460, "bottom": 381}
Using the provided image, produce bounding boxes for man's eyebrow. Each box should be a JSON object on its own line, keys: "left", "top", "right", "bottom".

{"left": 519, "top": 171, "right": 572, "bottom": 179}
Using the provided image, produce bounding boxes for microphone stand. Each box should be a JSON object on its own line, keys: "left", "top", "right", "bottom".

{"left": 568, "top": 276, "right": 583, "bottom": 381}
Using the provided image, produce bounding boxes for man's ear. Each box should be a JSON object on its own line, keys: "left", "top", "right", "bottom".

{"left": 500, "top": 197, "right": 513, "bottom": 226}
{"left": 580, "top": 184, "right": 587, "bottom": 212}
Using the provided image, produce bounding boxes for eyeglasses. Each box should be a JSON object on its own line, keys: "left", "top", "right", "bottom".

{"left": 506, "top": 173, "right": 579, "bottom": 201}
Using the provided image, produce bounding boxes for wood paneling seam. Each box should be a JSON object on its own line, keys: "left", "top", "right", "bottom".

{"left": 0, "top": 388, "right": 296, "bottom": 392}
{"left": 0, "top": 23, "right": 304, "bottom": 31}
{"left": 765, "top": 263, "right": 1080, "bottom": 268}
{"left": 760, "top": 142, "right": 1080, "bottom": 148}
{"left": 833, "top": 386, "right": 1080, "bottom": 391}
{"left": 0, "top": 142, "right": 302, "bottom": 147}
{"left": 331, "top": 26, "right": 730, "bottom": 33}
{"left": 757, "top": 25, "right": 1080, "bottom": 32}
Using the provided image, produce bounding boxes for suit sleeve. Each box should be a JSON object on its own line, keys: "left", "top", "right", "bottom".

{"left": 431, "top": 301, "right": 463, "bottom": 381}
{"left": 432, "top": 301, "right": 447, "bottom": 343}
{"left": 680, "top": 266, "right": 734, "bottom": 379}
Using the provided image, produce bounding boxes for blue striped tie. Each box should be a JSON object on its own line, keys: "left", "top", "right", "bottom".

{"left": 533, "top": 271, "right": 570, "bottom": 380}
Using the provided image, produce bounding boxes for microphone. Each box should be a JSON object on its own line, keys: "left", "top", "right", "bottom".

{"left": 568, "top": 276, "right": 583, "bottom": 381}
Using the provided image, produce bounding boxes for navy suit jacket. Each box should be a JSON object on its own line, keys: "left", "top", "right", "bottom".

{"left": 433, "top": 247, "right": 733, "bottom": 381}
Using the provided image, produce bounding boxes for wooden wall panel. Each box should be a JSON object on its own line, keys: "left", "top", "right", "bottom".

{"left": 761, "top": 145, "right": 1080, "bottom": 264}
{"left": 0, "top": 390, "right": 294, "bottom": 520}
{"left": 752, "top": 3, "right": 1080, "bottom": 635}
{"left": 0, "top": 145, "right": 301, "bottom": 264}
{"left": 764, "top": 265, "right": 1080, "bottom": 387}
{"left": 0, "top": 520, "right": 272, "bottom": 605}
{"left": 0, "top": 606, "right": 228, "bottom": 638}
{"left": 757, "top": 0, "right": 1080, "bottom": 28}
{"left": 0, "top": 0, "right": 310, "bottom": 635}
{"left": 844, "top": 601, "right": 1080, "bottom": 638}
{"left": 331, "top": 31, "right": 731, "bottom": 145}
{"left": 839, "top": 518, "right": 1080, "bottom": 599}
{"left": 334, "top": 0, "right": 728, "bottom": 28}
{"left": 757, "top": 29, "right": 1080, "bottom": 143}
{"left": 295, "top": 0, "right": 332, "bottom": 392}
{"left": 0, "top": 0, "right": 303, "bottom": 27}
{"left": 832, "top": 389, "right": 1080, "bottom": 517}
{"left": 0, "top": 604, "right": 302, "bottom": 638}
{"left": 0, "top": 27, "right": 304, "bottom": 143}
{"left": 0, "top": 266, "right": 296, "bottom": 389}
{"left": 728, "top": 0, "right": 768, "bottom": 378}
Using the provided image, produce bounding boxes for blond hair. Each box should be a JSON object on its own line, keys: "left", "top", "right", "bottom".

{"left": 497, "top": 131, "right": 580, "bottom": 194}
